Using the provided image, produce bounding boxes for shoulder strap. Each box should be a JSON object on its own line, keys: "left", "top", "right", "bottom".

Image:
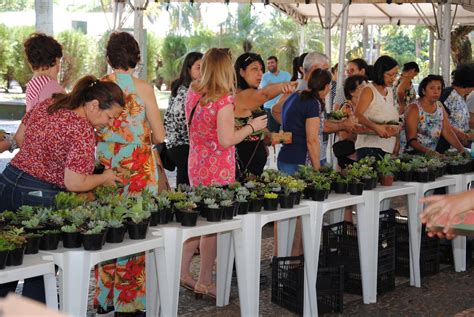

{"left": 188, "top": 96, "right": 202, "bottom": 131}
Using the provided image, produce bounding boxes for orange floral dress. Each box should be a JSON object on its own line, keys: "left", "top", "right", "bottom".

{"left": 94, "top": 73, "right": 157, "bottom": 312}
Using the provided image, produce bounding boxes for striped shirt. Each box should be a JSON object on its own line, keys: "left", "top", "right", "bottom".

{"left": 25, "top": 75, "right": 64, "bottom": 112}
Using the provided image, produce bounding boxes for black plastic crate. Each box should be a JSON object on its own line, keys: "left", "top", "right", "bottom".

{"left": 395, "top": 216, "right": 440, "bottom": 277}
{"left": 345, "top": 270, "right": 395, "bottom": 295}
{"left": 271, "top": 256, "right": 344, "bottom": 315}
{"left": 439, "top": 239, "right": 473, "bottom": 267}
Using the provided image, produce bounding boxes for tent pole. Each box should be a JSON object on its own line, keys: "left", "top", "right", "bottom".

{"left": 362, "top": 21, "right": 369, "bottom": 61}
{"left": 429, "top": 28, "right": 434, "bottom": 74}
{"left": 368, "top": 24, "right": 374, "bottom": 64}
{"left": 133, "top": 0, "right": 147, "bottom": 80}
{"left": 441, "top": 0, "right": 451, "bottom": 85}
{"left": 434, "top": 5, "right": 443, "bottom": 75}
{"left": 299, "top": 24, "right": 305, "bottom": 55}
{"left": 324, "top": 0, "right": 331, "bottom": 65}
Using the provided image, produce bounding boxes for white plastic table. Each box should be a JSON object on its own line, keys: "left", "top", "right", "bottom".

{"left": 40, "top": 231, "right": 164, "bottom": 317}
{"left": 0, "top": 254, "right": 58, "bottom": 310}
{"left": 362, "top": 184, "right": 417, "bottom": 302}
{"left": 443, "top": 172, "right": 474, "bottom": 272}
{"left": 397, "top": 176, "right": 457, "bottom": 287}
{"left": 217, "top": 205, "right": 316, "bottom": 317}
{"left": 150, "top": 218, "right": 242, "bottom": 317}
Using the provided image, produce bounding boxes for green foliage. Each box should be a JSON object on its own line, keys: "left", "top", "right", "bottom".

{"left": 61, "top": 224, "right": 78, "bottom": 233}
{"left": 376, "top": 154, "right": 397, "bottom": 176}
{"left": 57, "top": 29, "right": 92, "bottom": 88}
{"left": 126, "top": 197, "right": 151, "bottom": 224}
{"left": 9, "top": 25, "right": 35, "bottom": 90}
{"left": 159, "top": 34, "right": 187, "bottom": 86}
{"left": 174, "top": 200, "right": 197, "bottom": 212}
{"left": 264, "top": 192, "right": 278, "bottom": 199}
{"left": 146, "top": 32, "right": 161, "bottom": 82}
{"left": 55, "top": 192, "right": 86, "bottom": 210}
{"left": 0, "top": 0, "right": 33, "bottom": 12}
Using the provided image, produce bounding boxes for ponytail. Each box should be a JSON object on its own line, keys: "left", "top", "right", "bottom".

{"left": 47, "top": 75, "right": 125, "bottom": 114}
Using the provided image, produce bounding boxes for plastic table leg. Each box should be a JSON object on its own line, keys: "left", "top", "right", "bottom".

{"left": 43, "top": 271, "right": 58, "bottom": 310}
{"left": 60, "top": 253, "right": 91, "bottom": 317}
{"left": 300, "top": 213, "right": 318, "bottom": 317}
{"left": 277, "top": 218, "right": 297, "bottom": 257}
{"left": 216, "top": 231, "right": 234, "bottom": 307}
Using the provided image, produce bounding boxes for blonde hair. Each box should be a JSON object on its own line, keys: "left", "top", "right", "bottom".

{"left": 192, "top": 48, "right": 235, "bottom": 105}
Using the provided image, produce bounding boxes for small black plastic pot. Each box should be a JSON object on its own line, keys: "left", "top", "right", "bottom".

{"left": 207, "top": 208, "right": 223, "bottom": 222}
{"left": 448, "top": 164, "right": 464, "bottom": 175}
{"left": 399, "top": 171, "right": 413, "bottom": 182}
{"left": 232, "top": 202, "right": 239, "bottom": 217}
{"left": 238, "top": 201, "right": 249, "bottom": 215}
{"left": 82, "top": 232, "right": 106, "bottom": 251}
{"left": 200, "top": 207, "right": 209, "bottom": 219}
{"left": 106, "top": 226, "right": 126, "bottom": 243}
{"left": 348, "top": 182, "right": 364, "bottom": 195}
{"left": 311, "top": 189, "right": 326, "bottom": 202}
{"left": 0, "top": 250, "right": 8, "bottom": 270}
{"left": 279, "top": 195, "right": 295, "bottom": 208}
{"left": 324, "top": 189, "right": 329, "bottom": 199}
{"left": 428, "top": 169, "right": 436, "bottom": 182}
{"left": 414, "top": 171, "right": 429, "bottom": 183}
{"left": 362, "top": 177, "right": 374, "bottom": 190}
{"left": 304, "top": 187, "right": 316, "bottom": 200}
{"left": 181, "top": 211, "right": 198, "bottom": 227}
{"left": 25, "top": 235, "right": 41, "bottom": 255}
{"left": 292, "top": 191, "right": 302, "bottom": 205}
{"left": 127, "top": 220, "right": 149, "bottom": 240}
{"left": 150, "top": 208, "right": 172, "bottom": 226}
{"left": 6, "top": 246, "right": 25, "bottom": 266}
{"left": 62, "top": 232, "right": 82, "bottom": 249}
{"left": 263, "top": 198, "right": 278, "bottom": 211}
{"left": 334, "top": 182, "right": 347, "bottom": 194}
{"left": 248, "top": 198, "right": 263, "bottom": 212}
{"left": 175, "top": 210, "right": 183, "bottom": 223}
{"left": 222, "top": 206, "right": 235, "bottom": 220}
{"left": 39, "top": 232, "right": 61, "bottom": 250}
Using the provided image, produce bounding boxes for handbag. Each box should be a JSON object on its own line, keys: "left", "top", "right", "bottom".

{"left": 332, "top": 139, "right": 356, "bottom": 158}
{"left": 155, "top": 143, "right": 176, "bottom": 172}
{"left": 264, "top": 130, "right": 292, "bottom": 145}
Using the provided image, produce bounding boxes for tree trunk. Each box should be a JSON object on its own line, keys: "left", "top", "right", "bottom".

{"left": 451, "top": 25, "right": 474, "bottom": 66}
{"left": 35, "top": 0, "right": 53, "bottom": 35}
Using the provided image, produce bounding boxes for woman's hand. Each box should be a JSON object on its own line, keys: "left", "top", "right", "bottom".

{"left": 281, "top": 81, "right": 297, "bottom": 94}
{"left": 248, "top": 115, "right": 268, "bottom": 132}
{"left": 374, "top": 124, "right": 391, "bottom": 138}
{"left": 102, "top": 169, "right": 121, "bottom": 186}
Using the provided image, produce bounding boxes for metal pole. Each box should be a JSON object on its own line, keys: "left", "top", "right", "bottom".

{"left": 441, "top": 1, "right": 452, "bottom": 85}
{"left": 299, "top": 24, "right": 305, "bottom": 55}
{"left": 362, "top": 22, "right": 369, "bottom": 61}
{"left": 133, "top": 0, "right": 147, "bottom": 80}
{"left": 35, "top": 0, "right": 54, "bottom": 35}
{"left": 434, "top": 5, "right": 443, "bottom": 75}
{"left": 336, "top": 0, "right": 349, "bottom": 104}
{"left": 368, "top": 24, "right": 374, "bottom": 64}
{"left": 324, "top": 0, "right": 332, "bottom": 65}
{"left": 429, "top": 28, "right": 434, "bottom": 74}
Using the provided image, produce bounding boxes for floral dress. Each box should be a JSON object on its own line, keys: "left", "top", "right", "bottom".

{"left": 444, "top": 89, "right": 470, "bottom": 132}
{"left": 185, "top": 89, "right": 236, "bottom": 186}
{"left": 94, "top": 73, "right": 157, "bottom": 313}
{"left": 405, "top": 100, "right": 444, "bottom": 152}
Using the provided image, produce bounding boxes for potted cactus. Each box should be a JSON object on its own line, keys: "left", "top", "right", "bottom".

{"left": 82, "top": 221, "right": 107, "bottom": 251}
{"left": 175, "top": 201, "right": 198, "bottom": 227}
{"left": 61, "top": 224, "right": 82, "bottom": 249}
{"left": 126, "top": 197, "right": 151, "bottom": 240}
{"left": 263, "top": 192, "right": 279, "bottom": 211}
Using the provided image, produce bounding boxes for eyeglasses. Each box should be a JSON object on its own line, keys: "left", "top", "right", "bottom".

{"left": 244, "top": 54, "right": 261, "bottom": 64}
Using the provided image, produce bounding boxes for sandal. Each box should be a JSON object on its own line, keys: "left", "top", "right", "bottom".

{"left": 194, "top": 282, "right": 216, "bottom": 299}
{"left": 180, "top": 277, "right": 196, "bottom": 292}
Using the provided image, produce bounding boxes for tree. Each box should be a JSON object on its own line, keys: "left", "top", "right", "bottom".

{"left": 0, "top": 23, "right": 11, "bottom": 89}
{"left": 146, "top": 32, "right": 161, "bottom": 83}
{"left": 57, "top": 30, "right": 91, "bottom": 88}
{"left": 0, "top": 0, "right": 33, "bottom": 11}
{"left": 451, "top": 26, "right": 474, "bottom": 66}
{"left": 159, "top": 34, "right": 187, "bottom": 87}
{"left": 9, "top": 25, "right": 35, "bottom": 92}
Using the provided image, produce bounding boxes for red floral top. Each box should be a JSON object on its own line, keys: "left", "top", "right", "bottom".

{"left": 11, "top": 98, "right": 96, "bottom": 188}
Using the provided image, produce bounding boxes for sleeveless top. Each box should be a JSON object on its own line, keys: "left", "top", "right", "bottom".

{"left": 355, "top": 83, "right": 399, "bottom": 153}
{"left": 97, "top": 73, "right": 159, "bottom": 196}
{"left": 405, "top": 100, "right": 444, "bottom": 152}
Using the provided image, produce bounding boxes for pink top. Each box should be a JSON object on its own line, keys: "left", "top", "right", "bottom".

{"left": 185, "top": 89, "right": 236, "bottom": 187}
{"left": 12, "top": 99, "right": 96, "bottom": 188}
{"left": 25, "top": 75, "right": 64, "bottom": 112}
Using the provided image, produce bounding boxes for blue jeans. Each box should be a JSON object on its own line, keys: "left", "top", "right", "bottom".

{"left": 277, "top": 160, "right": 300, "bottom": 175}
{"left": 0, "top": 164, "right": 62, "bottom": 303}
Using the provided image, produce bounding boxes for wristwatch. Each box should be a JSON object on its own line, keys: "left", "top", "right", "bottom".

{"left": 4, "top": 134, "right": 18, "bottom": 152}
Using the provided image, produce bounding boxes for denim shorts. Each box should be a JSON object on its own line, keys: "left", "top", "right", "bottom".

{"left": 0, "top": 164, "right": 61, "bottom": 211}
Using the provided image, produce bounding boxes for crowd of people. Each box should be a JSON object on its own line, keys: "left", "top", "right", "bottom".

{"left": 0, "top": 30, "right": 474, "bottom": 316}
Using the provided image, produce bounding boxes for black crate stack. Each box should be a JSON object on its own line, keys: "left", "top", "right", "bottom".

{"left": 321, "top": 209, "right": 396, "bottom": 295}
{"left": 271, "top": 255, "right": 344, "bottom": 316}
{"left": 395, "top": 215, "right": 440, "bottom": 277}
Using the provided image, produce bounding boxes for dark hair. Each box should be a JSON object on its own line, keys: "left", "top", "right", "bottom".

{"left": 418, "top": 75, "right": 445, "bottom": 98}
{"left": 366, "top": 65, "right": 375, "bottom": 81}
{"left": 291, "top": 56, "right": 299, "bottom": 81}
{"left": 235, "top": 53, "right": 265, "bottom": 90}
{"left": 170, "top": 52, "right": 203, "bottom": 97}
{"left": 106, "top": 32, "right": 140, "bottom": 70}
{"left": 267, "top": 55, "right": 278, "bottom": 62}
{"left": 403, "top": 61, "right": 420, "bottom": 73}
{"left": 24, "top": 33, "right": 62, "bottom": 71}
{"left": 348, "top": 58, "right": 369, "bottom": 76}
{"left": 452, "top": 63, "right": 474, "bottom": 88}
{"left": 372, "top": 55, "right": 398, "bottom": 86}
{"left": 331, "top": 63, "right": 339, "bottom": 75}
{"left": 300, "top": 68, "right": 332, "bottom": 105}
{"left": 48, "top": 75, "right": 125, "bottom": 114}
{"left": 344, "top": 75, "right": 368, "bottom": 100}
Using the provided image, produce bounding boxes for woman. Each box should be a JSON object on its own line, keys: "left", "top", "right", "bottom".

{"left": 0, "top": 75, "right": 123, "bottom": 302}
{"left": 277, "top": 68, "right": 332, "bottom": 175}
{"left": 332, "top": 58, "right": 369, "bottom": 110}
{"left": 164, "top": 52, "right": 203, "bottom": 186}
{"left": 24, "top": 32, "right": 64, "bottom": 112}
{"left": 404, "top": 75, "right": 464, "bottom": 155}
{"left": 180, "top": 48, "right": 267, "bottom": 298}
{"left": 355, "top": 55, "right": 400, "bottom": 160}
{"left": 94, "top": 31, "right": 166, "bottom": 315}
{"left": 334, "top": 75, "right": 367, "bottom": 168}
{"left": 234, "top": 52, "right": 294, "bottom": 177}
{"left": 395, "top": 62, "right": 419, "bottom": 115}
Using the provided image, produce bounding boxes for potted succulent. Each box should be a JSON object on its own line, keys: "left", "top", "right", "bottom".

{"left": 290, "top": 179, "right": 305, "bottom": 205}
{"left": 279, "top": 186, "right": 295, "bottom": 208}
{"left": 311, "top": 174, "right": 330, "bottom": 201}
{"left": 398, "top": 161, "right": 413, "bottom": 182}
{"left": 175, "top": 201, "right": 198, "bottom": 227}
{"left": 105, "top": 204, "right": 127, "bottom": 243}
{"left": 126, "top": 197, "right": 151, "bottom": 240}
{"left": 61, "top": 224, "right": 82, "bottom": 249}
{"left": 220, "top": 199, "right": 235, "bottom": 220}
{"left": 151, "top": 195, "right": 172, "bottom": 225}
{"left": 167, "top": 191, "right": 188, "bottom": 222}
{"left": 21, "top": 216, "right": 44, "bottom": 234}
{"left": 334, "top": 175, "right": 348, "bottom": 194}
{"left": 0, "top": 210, "right": 17, "bottom": 229}
{"left": 0, "top": 236, "right": 11, "bottom": 270}
{"left": 235, "top": 194, "right": 249, "bottom": 215}
{"left": 263, "top": 192, "right": 279, "bottom": 211}
{"left": 82, "top": 221, "right": 107, "bottom": 251}
{"left": 248, "top": 191, "right": 263, "bottom": 212}
{"left": 5, "top": 228, "right": 26, "bottom": 266}
{"left": 24, "top": 232, "right": 43, "bottom": 255}
{"left": 39, "top": 229, "right": 61, "bottom": 250}
{"left": 412, "top": 157, "right": 430, "bottom": 182}
{"left": 376, "top": 154, "right": 396, "bottom": 186}
{"left": 206, "top": 201, "right": 223, "bottom": 222}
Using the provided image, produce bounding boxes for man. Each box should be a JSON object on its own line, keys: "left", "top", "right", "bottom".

{"left": 261, "top": 56, "right": 291, "bottom": 132}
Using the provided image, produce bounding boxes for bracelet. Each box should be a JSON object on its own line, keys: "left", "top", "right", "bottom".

{"left": 4, "top": 134, "right": 17, "bottom": 153}
{"left": 246, "top": 123, "right": 255, "bottom": 134}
